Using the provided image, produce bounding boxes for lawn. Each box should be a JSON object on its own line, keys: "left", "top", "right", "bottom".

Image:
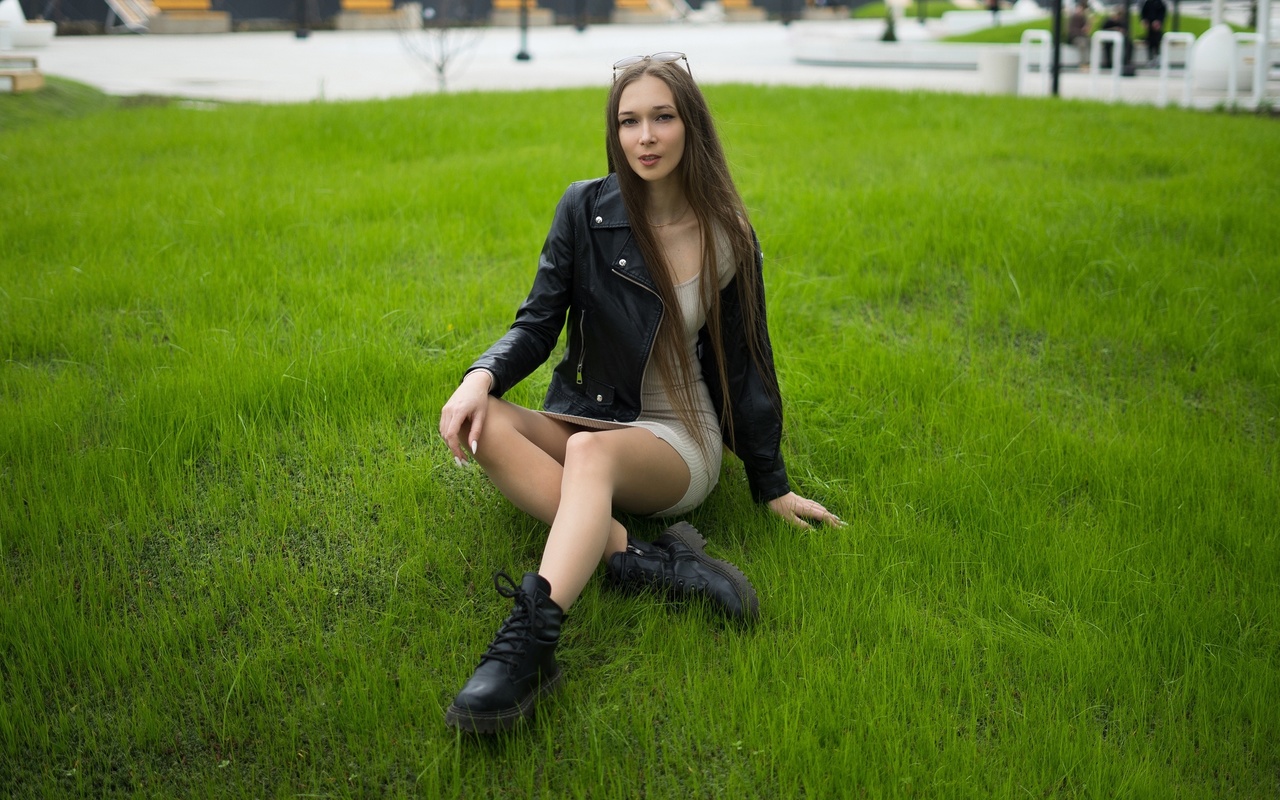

{"left": 942, "top": 13, "right": 1248, "bottom": 43}
{"left": 852, "top": 0, "right": 963, "bottom": 19}
{"left": 2, "top": 78, "right": 1278, "bottom": 797}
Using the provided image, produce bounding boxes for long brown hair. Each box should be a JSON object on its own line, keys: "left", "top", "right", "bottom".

{"left": 605, "top": 60, "right": 775, "bottom": 456}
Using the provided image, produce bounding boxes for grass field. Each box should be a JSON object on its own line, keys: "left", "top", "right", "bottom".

{"left": 942, "top": 14, "right": 1245, "bottom": 43}
{"left": 2, "top": 78, "right": 1278, "bottom": 797}
{"left": 852, "top": 1, "right": 963, "bottom": 19}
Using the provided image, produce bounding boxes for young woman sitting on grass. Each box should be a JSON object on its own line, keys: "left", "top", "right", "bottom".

{"left": 438, "top": 52, "right": 842, "bottom": 734}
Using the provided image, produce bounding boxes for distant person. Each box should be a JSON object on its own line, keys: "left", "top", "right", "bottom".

{"left": 988, "top": 0, "right": 1001, "bottom": 25}
{"left": 1068, "top": 0, "right": 1092, "bottom": 67}
{"left": 1100, "top": 5, "right": 1132, "bottom": 69}
{"left": 1141, "top": 0, "right": 1168, "bottom": 65}
{"left": 438, "top": 52, "right": 843, "bottom": 734}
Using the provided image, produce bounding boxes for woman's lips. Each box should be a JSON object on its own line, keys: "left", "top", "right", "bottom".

{"left": 638, "top": 154, "right": 659, "bottom": 166}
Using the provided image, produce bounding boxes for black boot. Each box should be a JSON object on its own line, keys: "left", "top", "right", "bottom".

{"left": 445, "top": 571, "right": 564, "bottom": 734}
{"left": 605, "top": 521, "right": 759, "bottom": 621}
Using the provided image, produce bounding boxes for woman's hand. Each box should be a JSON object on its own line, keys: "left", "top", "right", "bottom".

{"left": 767, "top": 491, "right": 844, "bottom": 529}
{"left": 439, "top": 370, "right": 493, "bottom": 465}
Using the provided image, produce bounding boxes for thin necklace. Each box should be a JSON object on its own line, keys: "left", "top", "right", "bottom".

{"left": 651, "top": 204, "right": 690, "bottom": 228}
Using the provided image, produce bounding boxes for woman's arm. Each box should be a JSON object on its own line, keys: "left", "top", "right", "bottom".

{"left": 714, "top": 233, "right": 843, "bottom": 528}
{"left": 707, "top": 235, "right": 789, "bottom": 502}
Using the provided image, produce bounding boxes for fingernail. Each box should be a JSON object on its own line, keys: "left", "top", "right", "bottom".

{"left": 454, "top": 456, "right": 465, "bottom": 468}
{"left": 470, "top": 440, "right": 479, "bottom": 455}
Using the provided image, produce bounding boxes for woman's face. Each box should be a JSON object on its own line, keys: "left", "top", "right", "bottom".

{"left": 616, "top": 75, "right": 686, "bottom": 186}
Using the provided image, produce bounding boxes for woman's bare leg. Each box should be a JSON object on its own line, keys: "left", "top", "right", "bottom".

{"left": 538, "top": 428, "right": 689, "bottom": 609}
{"left": 466, "top": 398, "right": 577, "bottom": 525}
{"left": 465, "top": 398, "right": 690, "bottom": 610}
{"left": 444, "top": 399, "right": 693, "bottom": 735}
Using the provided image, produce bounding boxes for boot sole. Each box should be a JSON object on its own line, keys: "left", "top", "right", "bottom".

{"left": 444, "top": 668, "right": 563, "bottom": 734}
{"left": 658, "top": 521, "right": 760, "bottom": 621}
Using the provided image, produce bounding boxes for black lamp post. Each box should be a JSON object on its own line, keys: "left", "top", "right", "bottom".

{"left": 1121, "top": 0, "right": 1134, "bottom": 74}
{"left": 516, "top": 0, "right": 531, "bottom": 60}
{"left": 1050, "top": 0, "right": 1062, "bottom": 94}
{"left": 294, "top": 0, "right": 310, "bottom": 38}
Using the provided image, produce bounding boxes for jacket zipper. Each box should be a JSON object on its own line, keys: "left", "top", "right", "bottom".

{"left": 610, "top": 267, "right": 663, "bottom": 395}
{"left": 575, "top": 309, "right": 586, "bottom": 384}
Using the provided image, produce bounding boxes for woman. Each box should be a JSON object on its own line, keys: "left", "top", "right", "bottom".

{"left": 438, "top": 52, "right": 841, "bottom": 734}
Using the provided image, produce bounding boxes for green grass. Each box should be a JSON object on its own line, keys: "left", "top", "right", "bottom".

{"left": 0, "top": 77, "right": 119, "bottom": 134}
{"left": 853, "top": 1, "right": 962, "bottom": 19}
{"left": 944, "top": 13, "right": 1249, "bottom": 42}
{"left": 2, "top": 81, "right": 1278, "bottom": 797}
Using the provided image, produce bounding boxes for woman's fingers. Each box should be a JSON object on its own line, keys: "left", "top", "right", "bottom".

{"left": 770, "top": 492, "right": 845, "bottom": 529}
{"left": 800, "top": 502, "right": 844, "bottom": 527}
{"left": 440, "top": 410, "right": 467, "bottom": 461}
{"left": 467, "top": 405, "right": 485, "bottom": 458}
{"left": 440, "top": 370, "right": 494, "bottom": 464}
{"left": 439, "top": 400, "right": 475, "bottom": 462}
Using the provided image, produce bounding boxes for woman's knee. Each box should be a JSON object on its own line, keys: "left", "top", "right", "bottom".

{"left": 563, "top": 431, "right": 616, "bottom": 478}
{"left": 473, "top": 400, "right": 574, "bottom": 469}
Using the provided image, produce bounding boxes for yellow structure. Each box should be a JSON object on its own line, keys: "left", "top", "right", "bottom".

{"left": 721, "top": 0, "right": 766, "bottom": 20}
{"left": 611, "top": 0, "right": 670, "bottom": 22}
{"left": 335, "top": 0, "right": 412, "bottom": 29}
{"left": 610, "top": 0, "right": 766, "bottom": 22}
{"left": 489, "top": 0, "right": 554, "bottom": 26}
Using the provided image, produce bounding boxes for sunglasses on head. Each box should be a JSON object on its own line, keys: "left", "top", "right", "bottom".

{"left": 612, "top": 52, "right": 693, "bottom": 81}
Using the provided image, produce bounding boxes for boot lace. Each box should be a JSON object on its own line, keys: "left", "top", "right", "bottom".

{"left": 478, "top": 571, "right": 537, "bottom": 669}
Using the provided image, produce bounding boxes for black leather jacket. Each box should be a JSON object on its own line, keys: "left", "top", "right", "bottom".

{"left": 468, "top": 174, "right": 790, "bottom": 503}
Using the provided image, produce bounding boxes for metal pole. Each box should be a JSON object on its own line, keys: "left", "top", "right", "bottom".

{"left": 1122, "top": 0, "right": 1134, "bottom": 74}
{"left": 516, "top": 0, "right": 531, "bottom": 60}
{"left": 295, "top": 0, "right": 310, "bottom": 38}
{"left": 1253, "top": 0, "right": 1271, "bottom": 107}
{"left": 1051, "top": 0, "right": 1062, "bottom": 94}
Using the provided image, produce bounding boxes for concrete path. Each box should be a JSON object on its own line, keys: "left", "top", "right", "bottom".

{"left": 25, "top": 20, "right": 1279, "bottom": 107}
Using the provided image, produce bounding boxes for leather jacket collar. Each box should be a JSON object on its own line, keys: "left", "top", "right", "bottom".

{"left": 589, "top": 175, "right": 630, "bottom": 229}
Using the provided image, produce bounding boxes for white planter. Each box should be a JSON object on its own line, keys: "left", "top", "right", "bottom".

{"left": 1191, "top": 23, "right": 1254, "bottom": 91}
{"left": 0, "top": 0, "right": 55, "bottom": 48}
{"left": 978, "top": 47, "right": 1020, "bottom": 93}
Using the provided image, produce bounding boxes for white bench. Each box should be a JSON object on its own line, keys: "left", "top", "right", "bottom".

{"left": 0, "top": 0, "right": 55, "bottom": 48}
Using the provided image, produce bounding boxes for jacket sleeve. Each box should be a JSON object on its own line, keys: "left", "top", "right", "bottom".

{"left": 706, "top": 236, "right": 792, "bottom": 504}
{"left": 465, "top": 184, "right": 581, "bottom": 397}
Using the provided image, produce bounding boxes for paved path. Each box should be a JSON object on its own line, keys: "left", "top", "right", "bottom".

{"left": 26, "top": 20, "right": 1279, "bottom": 106}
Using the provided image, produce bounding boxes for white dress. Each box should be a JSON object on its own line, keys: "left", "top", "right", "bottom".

{"left": 541, "top": 230, "right": 737, "bottom": 517}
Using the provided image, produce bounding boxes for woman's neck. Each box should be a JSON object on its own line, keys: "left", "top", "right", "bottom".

{"left": 645, "top": 183, "right": 689, "bottom": 228}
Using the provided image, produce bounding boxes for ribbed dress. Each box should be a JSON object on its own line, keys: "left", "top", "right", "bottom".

{"left": 541, "top": 270, "right": 724, "bottom": 518}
